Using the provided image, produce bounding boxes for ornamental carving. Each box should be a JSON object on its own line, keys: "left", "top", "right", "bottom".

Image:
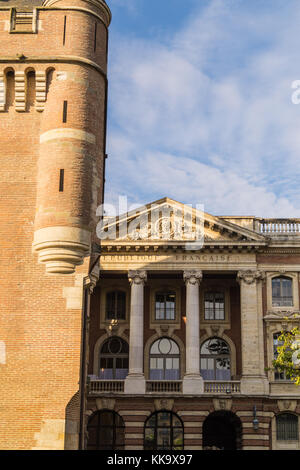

{"left": 237, "top": 269, "right": 265, "bottom": 285}
{"left": 128, "top": 270, "right": 147, "bottom": 285}
{"left": 154, "top": 399, "right": 174, "bottom": 411}
{"left": 96, "top": 398, "right": 116, "bottom": 411}
{"left": 183, "top": 270, "right": 203, "bottom": 286}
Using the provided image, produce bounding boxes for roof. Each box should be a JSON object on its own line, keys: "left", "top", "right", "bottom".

{"left": 0, "top": 0, "right": 108, "bottom": 7}
{"left": 0, "top": 0, "right": 44, "bottom": 6}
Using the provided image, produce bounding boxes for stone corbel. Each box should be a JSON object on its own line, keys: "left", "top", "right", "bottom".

{"left": 277, "top": 400, "right": 297, "bottom": 412}
{"left": 84, "top": 264, "right": 100, "bottom": 293}
{"left": 213, "top": 398, "right": 232, "bottom": 411}
{"left": 96, "top": 398, "right": 116, "bottom": 411}
{"left": 154, "top": 399, "right": 174, "bottom": 411}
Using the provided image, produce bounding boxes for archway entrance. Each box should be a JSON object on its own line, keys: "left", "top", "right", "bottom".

{"left": 203, "top": 411, "right": 242, "bottom": 450}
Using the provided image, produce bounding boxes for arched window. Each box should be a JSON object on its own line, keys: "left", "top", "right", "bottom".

{"left": 149, "top": 337, "right": 180, "bottom": 380}
{"left": 276, "top": 413, "right": 298, "bottom": 441}
{"left": 273, "top": 332, "right": 290, "bottom": 381}
{"left": 144, "top": 411, "right": 184, "bottom": 450}
{"left": 200, "top": 337, "right": 231, "bottom": 381}
{"left": 272, "top": 276, "right": 293, "bottom": 307}
{"left": 99, "top": 337, "right": 129, "bottom": 379}
{"left": 87, "top": 410, "right": 125, "bottom": 450}
{"left": 155, "top": 292, "right": 176, "bottom": 320}
{"left": 106, "top": 290, "right": 126, "bottom": 320}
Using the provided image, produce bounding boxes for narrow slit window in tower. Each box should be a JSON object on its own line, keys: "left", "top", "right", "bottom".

{"left": 59, "top": 169, "right": 64, "bottom": 192}
{"left": 62, "top": 100, "right": 68, "bottom": 123}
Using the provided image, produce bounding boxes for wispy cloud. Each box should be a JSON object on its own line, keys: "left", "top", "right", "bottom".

{"left": 105, "top": 0, "right": 300, "bottom": 217}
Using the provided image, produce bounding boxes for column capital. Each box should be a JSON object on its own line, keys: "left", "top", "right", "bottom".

{"left": 183, "top": 270, "right": 203, "bottom": 286}
{"left": 237, "top": 269, "right": 265, "bottom": 285}
{"left": 128, "top": 270, "right": 147, "bottom": 285}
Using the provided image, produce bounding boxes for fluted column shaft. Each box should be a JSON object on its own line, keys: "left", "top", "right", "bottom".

{"left": 124, "top": 270, "right": 147, "bottom": 394}
{"left": 183, "top": 270, "right": 204, "bottom": 394}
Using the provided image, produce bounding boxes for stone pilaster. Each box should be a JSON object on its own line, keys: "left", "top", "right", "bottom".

{"left": 237, "top": 270, "right": 269, "bottom": 395}
{"left": 183, "top": 270, "right": 204, "bottom": 394}
{"left": 124, "top": 270, "right": 147, "bottom": 394}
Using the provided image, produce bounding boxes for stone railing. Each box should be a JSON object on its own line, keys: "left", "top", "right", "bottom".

{"left": 88, "top": 378, "right": 242, "bottom": 395}
{"left": 258, "top": 219, "right": 300, "bottom": 235}
{"left": 88, "top": 379, "right": 125, "bottom": 394}
{"left": 204, "top": 381, "right": 241, "bottom": 394}
{"left": 146, "top": 380, "right": 182, "bottom": 393}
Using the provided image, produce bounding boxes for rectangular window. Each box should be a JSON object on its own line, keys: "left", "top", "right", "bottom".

{"left": 204, "top": 292, "right": 225, "bottom": 320}
{"left": 94, "top": 21, "right": 97, "bottom": 52}
{"left": 62, "top": 100, "right": 68, "bottom": 123}
{"left": 155, "top": 292, "right": 175, "bottom": 320}
{"left": 63, "top": 16, "right": 67, "bottom": 45}
{"left": 277, "top": 415, "right": 298, "bottom": 440}
{"left": 59, "top": 169, "right": 64, "bottom": 192}
{"left": 106, "top": 291, "right": 126, "bottom": 320}
{"left": 272, "top": 277, "right": 293, "bottom": 307}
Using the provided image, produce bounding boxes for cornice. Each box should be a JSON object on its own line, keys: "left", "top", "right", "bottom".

{"left": 0, "top": 55, "right": 107, "bottom": 79}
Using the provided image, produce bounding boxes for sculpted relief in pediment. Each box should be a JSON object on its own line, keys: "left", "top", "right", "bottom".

{"left": 97, "top": 200, "right": 265, "bottom": 245}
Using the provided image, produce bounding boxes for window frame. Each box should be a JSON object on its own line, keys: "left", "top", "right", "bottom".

{"left": 266, "top": 272, "right": 299, "bottom": 313}
{"left": 144, "top": 410, "right": 184, "bottom": 450}
{"left": 149, "top": 337, "right": 181, "bottom": 381}
{"left": 154, "top": 291, "right": 176, "bottom": 321}
{"left": 100, "top": 284, "right": 130, "bottom": 329}
{"left": 276, "top": 413, "right": 299, "bottom": 442}
{"left": 200, "top": 337, "right": 231, "bottom": 381}
{"left": 86, "top": 410, "right": 125, "bottom": 450}
{"left": 204, "top": 291, "right": 225, "bottom": 321}
{"left": 98, "top": 336, "right": 129, "bottom": 380}
{"left": 272, "top": 276, "right": 293, "bottom": 308}
{"left": 105, "top": 290, "right": 127, "bottom": 321}
{"left": 149, "top": 282, "right": 182, "bottom": 330}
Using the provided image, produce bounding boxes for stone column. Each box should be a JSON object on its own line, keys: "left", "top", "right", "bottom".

{"left": 124, "top": 270, "right": 147, "bottom": 394}
{"left": 183, "top": 270, "right": 204, "bottom": 394}
{"left": 237, "top": 270, "right": 269, "bottom": 395}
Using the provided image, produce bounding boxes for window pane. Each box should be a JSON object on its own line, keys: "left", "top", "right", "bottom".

{"left": 157, "top": 428, "right": 170, "bottom": 449}
{"left": 144, "top": 427, "right": 155, "bottom": 450}
{"left": 159, "top": 338, "right": 172, "bottom": 354}
{"left": 157, "top": 412, "right": 171, "bottom": 427}
{"left": 116, "top": 292, "right": 126, "bottom": 319}
{"left": 106, "top": 292, "right": 115, "bottom": 319}
{"left": 173, "top": 428, "right": 184, "bottom": 450}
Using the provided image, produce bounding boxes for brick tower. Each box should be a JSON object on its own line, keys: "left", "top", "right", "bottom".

{"left": 0, "top": 0, "right": 111, "bottom": 449}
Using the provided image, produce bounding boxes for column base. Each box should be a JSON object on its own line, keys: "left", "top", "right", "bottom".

{"left": 124, "top": 374, "right": 146, "bottom": 394}
{"left": 240, "top": 376, "right": 269, "bottom": 395}
{"left": 182, "top": 374, "right": 204, "bottom": 395}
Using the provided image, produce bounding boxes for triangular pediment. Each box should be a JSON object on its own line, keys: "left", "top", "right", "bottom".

{"left": 98, "top": 197, "right": 267, "bottom": 247}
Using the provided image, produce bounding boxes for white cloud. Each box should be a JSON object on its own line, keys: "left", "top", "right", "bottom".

{"left": 105, "top": 0, "right": 300, "bottom": 217}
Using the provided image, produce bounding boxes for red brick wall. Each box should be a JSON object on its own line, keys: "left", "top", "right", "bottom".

{"left": 0, "top": 0, "right": 109, "bottom": 449}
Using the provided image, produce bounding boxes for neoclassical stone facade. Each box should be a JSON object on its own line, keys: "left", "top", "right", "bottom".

{"left": 85, "top": 198, "right": 300, "bottom": 450}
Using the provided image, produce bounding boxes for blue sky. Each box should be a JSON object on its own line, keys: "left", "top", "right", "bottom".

{"left": 104, "top": 0, "right": 300, "bottom": 217}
